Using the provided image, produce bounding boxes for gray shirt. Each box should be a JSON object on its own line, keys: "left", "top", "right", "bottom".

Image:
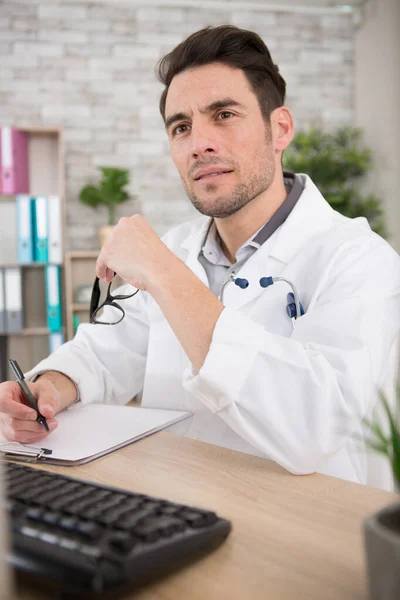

{"left": 198, "top": 172, "right": 304, "bottom": 298}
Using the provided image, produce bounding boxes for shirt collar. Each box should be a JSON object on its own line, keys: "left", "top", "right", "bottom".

{"left": 200, "top": 172, "right": 301, "bottom": 267}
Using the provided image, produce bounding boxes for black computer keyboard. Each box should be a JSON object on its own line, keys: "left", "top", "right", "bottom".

{"left": 4, "top": 462, "right": 232, "bottom": 597}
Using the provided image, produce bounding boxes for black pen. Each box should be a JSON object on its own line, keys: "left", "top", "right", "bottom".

{"left": 9, "top": 359, "right": 49, "bottom": 432}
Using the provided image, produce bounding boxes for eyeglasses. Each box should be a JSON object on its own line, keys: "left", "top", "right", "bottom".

{"left": 89, "top": 275, "right": 139, "bottom": 325}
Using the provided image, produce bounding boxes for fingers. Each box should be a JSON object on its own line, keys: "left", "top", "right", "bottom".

{"left": 96, "top": 256, "right": 108, "bottom": 280}
{"left": 10, "top": 417, "right": 58, "bottom": 433}
{"left": 0, "top": 396, "right": 37, "bottom": 421}
{"left": 0, "top": 382, "right": 37, "bottom": 420}
{"left": 0, "top": 379, "right": 61, "bottom": 444}
{"left": 2, "top": 419, "right": 58, "bottom": 445}
{"left": 96, "top": 250, "right": 115, "bottom": 283}
{"left": 0, "top": 408, "right": 58, "bottom": 444}
{"left": 34, "top": 379, "right": 61, "bottom": 418}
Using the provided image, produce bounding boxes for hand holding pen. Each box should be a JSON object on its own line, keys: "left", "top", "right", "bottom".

{"left": 9, "top": 360, "right": 49, "bottom": 432}
{"left": 0, "top": 366, "right": 78, "bottom": 444}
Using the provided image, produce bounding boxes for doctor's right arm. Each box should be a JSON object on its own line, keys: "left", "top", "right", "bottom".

{"left": 0, "top": 285, "right": 150, "bottom": 443}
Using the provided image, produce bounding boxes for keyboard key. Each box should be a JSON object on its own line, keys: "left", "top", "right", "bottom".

{"left": 39, "top": 532, "right": 59, "bottom": 545}
{"left": 135, "top": 516, "right": 186, "bottom": 542}
{"left": 59, "top": 516, "right": 79, "bottom": 532}
{"left": 26, "top": 507, "right": 42, "bottom": 521}
{"left": 21, "top": 525, "right": 40, "bottom": 538}
{"left": 118, "top": 497, "right": 143, "bottom": 512}
{"left": 42, "top": 511, "right": 60, "bottom": 526}
{"left": 96, "top": 509, "right": 122, "bottom": 526}
{"left": 76, "top": 521, "right": 101, "bottom": 540}
{"left": 107, "top": 533, "right": 138, "bottom": 555}
{"left": 159, "top": 502, "right": 185, "bottom": 516}
{"left": 179, "top": 510, "right": 217, "bottom": 528}
{"left": 58, "top": 538, "right": 79, "bottom": 551}
{"left": 114, "top": 505, "right": 159, "bottom": 531}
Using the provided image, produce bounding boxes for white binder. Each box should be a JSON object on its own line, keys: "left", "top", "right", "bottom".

{"left": 16, "top": 194, "right": 33, "bottom": 264}
{"left": 48, "top": 195, "right": 62, "bottom": 264}
{"left": 0, "top": 199, "right": 18, "bottom": 263}
{"left": 4, "top": 267, "right": 23, "bottom": 333}
{"left": 49, "top": 331, "right": 64, "bottom": 353}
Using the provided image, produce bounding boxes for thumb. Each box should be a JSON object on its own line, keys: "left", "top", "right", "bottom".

{"left": 31, "top": 379, "right": 62, "bottom": 419}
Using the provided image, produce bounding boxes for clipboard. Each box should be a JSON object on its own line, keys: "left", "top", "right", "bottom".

{"left": 0, "top": 404, "right": 191, "bottom": 466}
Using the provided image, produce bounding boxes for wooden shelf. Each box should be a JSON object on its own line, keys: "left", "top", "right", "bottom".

{"left": 68, "top": 251, "right": 99, "bottom": 259}
{"left": 71, "top": 304, "right": 90, "bottom": 311}
{"left": 4, "top": 327, "right": 63, "bottom": 337}
{"left": 0, "top": 262, "right": 50, "bottom": 269}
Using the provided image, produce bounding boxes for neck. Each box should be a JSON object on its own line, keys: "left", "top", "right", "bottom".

{"left": 215, "top": 169, "right": 288, "bottom": 263}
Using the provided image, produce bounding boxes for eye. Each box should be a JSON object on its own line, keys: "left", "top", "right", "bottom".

{"left": 172, "top": 123, "right": 191, "bottom": 136}
{"left": 217, "top": 111, "right": 234, "bottom": 120}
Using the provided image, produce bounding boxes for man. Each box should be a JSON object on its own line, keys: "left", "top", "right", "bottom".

{"left": 1, "top": 26, "right": 399, "bottom": 488}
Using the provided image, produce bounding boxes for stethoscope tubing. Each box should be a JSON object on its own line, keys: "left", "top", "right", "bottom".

{"left": 219, "top": 274, "right": 303, "bottom": 327}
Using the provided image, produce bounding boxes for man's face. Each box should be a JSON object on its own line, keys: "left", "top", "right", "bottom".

{"left": 165, "top": 62, "right": 276, "bottom": 219}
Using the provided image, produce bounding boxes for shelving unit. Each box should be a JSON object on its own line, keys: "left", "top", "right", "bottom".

{"left": 64, "top": 251, "right": 99, "bottom": 341}
{"left": 0, "top": 127, "right": 65, "bottom": 381}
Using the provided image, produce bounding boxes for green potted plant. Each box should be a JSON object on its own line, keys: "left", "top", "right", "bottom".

{"left": 283, "top": 127, "right": 387, "bottom": 238}
{"left": 363, "top": 387, "right": 400, "bottom": 600}
{"left": 79, "top": 166, "right": 130, "bottom": 247}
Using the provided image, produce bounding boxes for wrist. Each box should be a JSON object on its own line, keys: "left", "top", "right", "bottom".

{"left": 145, "top": 253, "right": 186, "bottom": 298}
{"left": 36, "top": 371, "right": 78, "bottom": 411}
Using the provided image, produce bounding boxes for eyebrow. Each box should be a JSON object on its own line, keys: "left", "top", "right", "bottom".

{"left": 165, "top": 98, "right": 244, "bottom": 132}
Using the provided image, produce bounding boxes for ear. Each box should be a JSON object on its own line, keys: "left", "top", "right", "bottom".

{"left": 271, "top": 107, "right": 294, "bottom": 152}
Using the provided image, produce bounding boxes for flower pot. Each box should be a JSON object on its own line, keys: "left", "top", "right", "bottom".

{"left": 364, "top": 502, "right": 400, "bottom": 600}
{"left": 98, "top": 225, "right": 114, "bottom": 248}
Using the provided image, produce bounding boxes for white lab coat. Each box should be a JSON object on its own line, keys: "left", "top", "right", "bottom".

{"left": 27, "top": 175, "right": 400, "bottom": 490}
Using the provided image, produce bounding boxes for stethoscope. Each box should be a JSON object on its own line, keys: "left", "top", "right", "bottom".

{"left": 219, "top": 273, "right": 305, "bottom": 328}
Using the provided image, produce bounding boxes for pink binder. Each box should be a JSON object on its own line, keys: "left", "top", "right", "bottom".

{"left": 0, "top": 127, "right": 29, "bottom": 195}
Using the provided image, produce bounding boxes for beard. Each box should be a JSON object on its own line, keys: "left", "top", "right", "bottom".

{"left": 183, "top": 131, "right": 275, "bottom": 219}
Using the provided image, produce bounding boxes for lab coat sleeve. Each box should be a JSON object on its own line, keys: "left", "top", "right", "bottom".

{"left": 182, "top": 236, "right": 400, "bottom": 475}
{"left": 25, "top": 287, "right": 150, "bottom": 406}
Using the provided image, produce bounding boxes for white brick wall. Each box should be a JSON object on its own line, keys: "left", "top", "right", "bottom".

{"left": 0, "top": 1, "right": 354, "bottom": 250}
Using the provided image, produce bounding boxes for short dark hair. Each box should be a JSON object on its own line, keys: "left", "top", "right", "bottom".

{"left": 156, "top": 25, "right": 286, "bottom": 123}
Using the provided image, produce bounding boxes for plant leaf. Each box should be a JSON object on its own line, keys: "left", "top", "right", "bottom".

{"left": 79, "top": 185, "right": 103, "bottom": 208}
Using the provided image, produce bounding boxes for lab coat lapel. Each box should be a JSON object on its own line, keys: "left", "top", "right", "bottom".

{"left": 217, "top": 175, "right": 335, "bottom": 309}
{"left": 180, "top": 217, "right": 212, "bottom": 286}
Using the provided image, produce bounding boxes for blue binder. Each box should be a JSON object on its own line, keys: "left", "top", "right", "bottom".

{"left": 33, "top": 196, "right": 48, "bottom": 263}
{"left": 45, "top": 265, "right": 62, "bottom": 332}
{"left": 16, "top": 195, "right": 34, "bottom": 264}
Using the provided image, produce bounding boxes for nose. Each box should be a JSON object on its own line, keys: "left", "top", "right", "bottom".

{"left": 190, "top": 121, "right": 218, "bottom": 159}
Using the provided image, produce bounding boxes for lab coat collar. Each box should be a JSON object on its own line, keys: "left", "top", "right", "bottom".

{"left": 268, "top": 174, "right": 334, "bottom": 265}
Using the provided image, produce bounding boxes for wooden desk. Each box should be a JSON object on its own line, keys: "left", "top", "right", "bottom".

{"left": 16, "top": 432, "right": 396, "bottom": 600}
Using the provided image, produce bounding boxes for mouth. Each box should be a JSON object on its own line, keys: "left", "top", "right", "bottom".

{"left": 194, "top": 169, "right": 233, "bottom": 182}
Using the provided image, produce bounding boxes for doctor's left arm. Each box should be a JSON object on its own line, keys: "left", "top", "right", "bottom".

{"left": 180, "top": 238, "right": 400, "bottom": 477}
{"left": 25, "top": 287, "right": 150, "bottom": 407}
